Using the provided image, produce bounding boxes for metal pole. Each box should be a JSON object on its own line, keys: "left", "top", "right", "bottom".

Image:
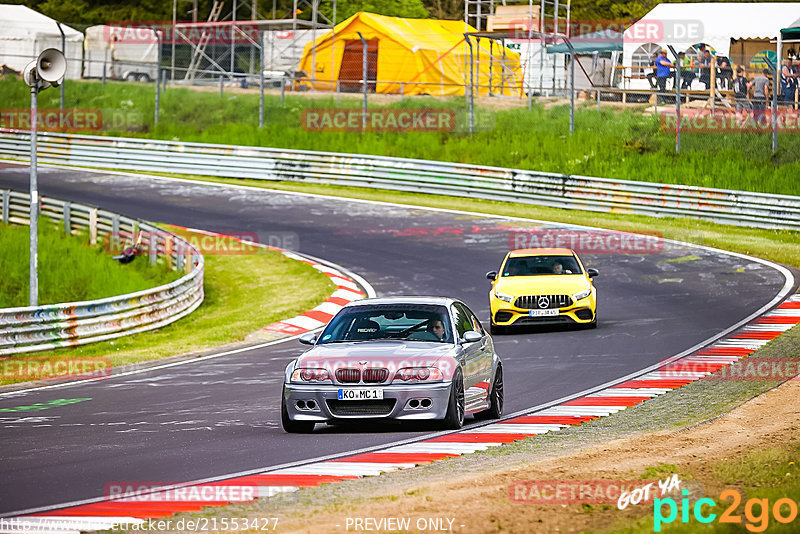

{"left": 29, "top": 83, "right": 39, "bottom": 306}
{"left": 57, "top": 22, "right": 65, "bottom": 111}
{"left": 280, "top": 77, "right": 285, "bottom": 102}
{"left": 774, "top": 33, "right": 782, "bottom": 154}
{"left": 232, "top": 0, "right": 237, "bottom": 77}
{"left": 155, "top": 31, "right": 162, "bottom": 127}
{"left": 357, "top": 32, "right": 367, "bottom": 131}
{"left": 668, "top": 46, "right": 681, "bottom": 154}
{"left": 219, "top": 75, "right": 224, "bottom": 97}
{"left": 172, "top": 0, "right": 176, "bottom": 80}
{"left": 464, "top": 34, "right": 474, "bottom": 134}
{"left": 567, "top": 40, "right": 575, "bottom": 135}
{"left": 259, "top": 29, "right": 264, "bottom": 129}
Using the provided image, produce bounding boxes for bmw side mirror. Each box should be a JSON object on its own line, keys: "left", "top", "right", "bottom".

{"left": 587, "top": 268, "right": 599, "bottom": 278}
{"left": 486, "top": 271, "right": 497, "bottom": 281}
{"left": 298, "top": 333, "right": 317, "bottom": 345}
{"left": 462, "top": 331, "right": 483, "bottom": 344}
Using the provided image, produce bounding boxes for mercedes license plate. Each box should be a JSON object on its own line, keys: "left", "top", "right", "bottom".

{"left": 337, "top": 388, "right": 384, "bottom": 400}
{"left": 529, "top": 309, "right": 559, "bottom": 317}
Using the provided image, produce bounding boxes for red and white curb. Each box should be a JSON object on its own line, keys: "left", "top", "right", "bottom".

{"left": 253, "top": 251, "right": 367, "bottom": 339}
{"left": 7, "top": 294, "right": 798, "bottom": 533}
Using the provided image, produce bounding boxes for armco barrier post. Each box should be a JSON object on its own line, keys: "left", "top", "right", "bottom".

{"left": 63, "top": 202, "right": 71, "bottom": 234}
{"left": 1, "top": 190, "right": 8, "bottom": 223}
{"left": 89, "top": 208, "right": 97, "bottom": 245}
{"left": 149, "top": 231, "right": 157, "bottom": 266}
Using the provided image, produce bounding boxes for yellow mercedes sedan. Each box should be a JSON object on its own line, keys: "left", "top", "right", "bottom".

{"left": 486, "top": 248, "right": 598, "bottom": 333}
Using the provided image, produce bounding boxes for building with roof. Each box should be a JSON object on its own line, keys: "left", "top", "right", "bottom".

{"left": 0, "top": 4, "right": 83, "bottom": 80}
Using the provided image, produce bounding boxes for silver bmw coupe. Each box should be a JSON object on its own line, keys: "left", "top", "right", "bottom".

{"left": 281, "top": 297, "right": 504, "bottom": 433}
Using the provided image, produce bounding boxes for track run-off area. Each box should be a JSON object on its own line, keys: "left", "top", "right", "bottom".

{"left": 0, "top": 163, "right": 795, "bottom": 517}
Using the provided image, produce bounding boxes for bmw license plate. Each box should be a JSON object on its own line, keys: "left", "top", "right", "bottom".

{"left": 529, "top": 309, "right": 559, "bottom": 317}
{"left": 337, "top": 388, "right": 384, "bottom": 400}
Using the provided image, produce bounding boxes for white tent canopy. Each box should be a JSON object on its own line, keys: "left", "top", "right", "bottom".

{"left": 623, "top": 2, "right": 800, "bottom": 85}
{"left": 0, "top": 4, "right": 83, "bottom": 79}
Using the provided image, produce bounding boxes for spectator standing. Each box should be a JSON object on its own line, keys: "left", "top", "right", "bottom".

{"left": 732, "top": 66, "right": 752, "bottom": 125}
{"left": 699, "top": 49, "right": 713, "bottom": 90}
{"left": 752, "top": 68, "right": 771, "bottom": 124}
{"left": 646, "top": 53, "right": 658, "bottom": 89}
{"left": 781, "top": 58, "right": 798, "bottom": 108}
{"left": 679, "top": 51, "right": 695, "bottom": 89}
{"left": 717, "top": 55, "right": 733, "bottom": 90}
{"left": 656, "top": 49, "right": 674, "bottom": 104}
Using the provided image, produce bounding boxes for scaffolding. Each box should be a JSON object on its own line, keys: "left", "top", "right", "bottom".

{"left": 170, "top": 0, "right": 332, "bottom": 82}
{"left": 467, "top": 0, "right": 571, "bottom": 95}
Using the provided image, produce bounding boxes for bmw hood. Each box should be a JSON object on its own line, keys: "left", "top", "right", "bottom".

{"left": 296, "top": 340, "right": 457, "bottom": 370}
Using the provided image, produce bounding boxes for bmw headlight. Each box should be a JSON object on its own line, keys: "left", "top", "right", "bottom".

{"left": 573, "top": 288, "right": 592, "bottom": 301}
{"left": 494, "top": 291, "right": 514, "bottom": 303}
{"left": 291, "top": 368, "right": 331, "bottom": 383}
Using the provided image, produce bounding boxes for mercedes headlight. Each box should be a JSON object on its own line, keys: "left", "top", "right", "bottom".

{"left": 494, "top": 291, "right": 514, "bottom": 303}
{"left": 573, "top": 288, "right": 592, "bottom": 301}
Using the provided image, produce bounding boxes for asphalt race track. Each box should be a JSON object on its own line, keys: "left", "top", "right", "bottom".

{"left": 0, "top": 165, "right": 793, "bottom": 515}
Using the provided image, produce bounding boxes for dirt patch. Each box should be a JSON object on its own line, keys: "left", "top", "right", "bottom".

{"left": 271, "top": 377, "right": 800, "bottom": 533}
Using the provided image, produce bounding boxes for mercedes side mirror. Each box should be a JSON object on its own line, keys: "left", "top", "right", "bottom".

{"left": 587, "top": 268, "right": 599, "bottom": 278}
{"left": 486, "top": 271, "right": 497, "bottom": 281}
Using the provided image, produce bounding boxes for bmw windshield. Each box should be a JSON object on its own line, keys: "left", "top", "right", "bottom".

{"left": 317, "top": 304, "right": 453, "bottom": 344}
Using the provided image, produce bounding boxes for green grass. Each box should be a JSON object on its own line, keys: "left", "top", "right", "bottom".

{"left": 2, "top": 76, "right": 798, "bottom": 196}
{"left": 0, "top": 228, "right": 335, "bottom": 384}
{"left": 0, "top": 222, "right": 180, "bottom": 307}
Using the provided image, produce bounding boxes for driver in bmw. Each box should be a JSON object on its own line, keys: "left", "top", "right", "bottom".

{"left": 429, "top": 319, "right": 447, "bottom": 341}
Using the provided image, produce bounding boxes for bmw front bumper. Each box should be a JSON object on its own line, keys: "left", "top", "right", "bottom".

{"left": 283, "top": 382, "right": 453, "bottom": 423}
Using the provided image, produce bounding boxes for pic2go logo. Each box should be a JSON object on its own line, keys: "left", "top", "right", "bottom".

{"left": 654, "top": 489, "right": 799, "bottom": 532}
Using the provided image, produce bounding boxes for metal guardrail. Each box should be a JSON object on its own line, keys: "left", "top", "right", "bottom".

{"left": 0, "top": 130, "right": 798, "bottom": 231}
{"left": 0, "top": 189, "right": 204, "bottom": 356}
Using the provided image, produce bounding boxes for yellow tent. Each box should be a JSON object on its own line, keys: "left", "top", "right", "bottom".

{"left": 297, "top": 12, "right": 522, "bottom": 96}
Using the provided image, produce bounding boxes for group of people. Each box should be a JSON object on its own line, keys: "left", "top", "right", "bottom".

{"left": 645, "top": 45, "right": 799, "bottom": 110}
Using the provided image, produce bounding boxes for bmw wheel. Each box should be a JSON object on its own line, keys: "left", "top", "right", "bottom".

{"left": 442, "top": 370, "right": 465, "bottom": 429}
